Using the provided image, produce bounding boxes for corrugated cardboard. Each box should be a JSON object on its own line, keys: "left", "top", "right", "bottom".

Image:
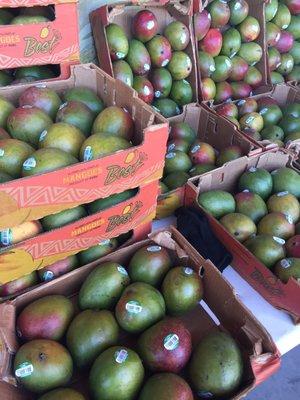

{"left": 0, "top": 1, "right": 79, "bottom": 69}
{"left": 185, "top": 150, "right": 300, "bottom": 323}
{"left": 0, "top": 64, "right": 169, "bottom": 230}
{"left": 196, "top": 0, "right": 269, "bottom": 102}
{"left": 156, "top": 103, "right": 262, "bottom": 219}
{"left": 208, "top": 84, "right": 300, "bottom": 153}
{"left": 0, "top": 180, "right": 159, "bottom": 285}
{"left": 90, "top": 0, "right": 198, "bottom": 109}
{"left": 0, "top": 227, "right": 280, "bottom": 399}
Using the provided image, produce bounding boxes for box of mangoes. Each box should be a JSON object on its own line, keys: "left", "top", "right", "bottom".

{"left": 0, "top": 227, "right": 280, "bottom": 400}
{"left": 90, "top": 0, "right": 198, "bottom": 119}
{"left": 194, "top": 0, "right": 269, "bottom": 103}
{"left": 0, "top": 63, "right": 169, "bottom": 231}
{"left": 264, "top": 0, "right": 300, "bottom": 84}
{"left": 156, "top": 102, "right": 262, "bottom": 219}
{"left": 0, "top": 0, "right": 79, "bottom": 73}
{"left": 207, "top": 83, "right": 300, "bottom": 151}
{"left": 0, "top": 180, "right": 159, "bottom": 288}
{"left": 185, "top": 149, "right": 300, "bottom": 322}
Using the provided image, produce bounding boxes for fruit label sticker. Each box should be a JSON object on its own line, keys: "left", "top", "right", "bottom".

{"left": 116, "top": 52, "right": 126, "bottom": 59}
{"left": 242, "top": 189, "right": 250, "bottom": 193}
{"left": 115, "top": 349, "right": 128, "bottom": 364}
{"left": 59, "top": 102, "right": 68, "bottom": 110}
{"left": 0, "top": 229, "right": 12, "bottom": 246}
{"left": 84, "top": 146, "right": 93, "bottom": 162}
{"left": 0, "top": 149, "right": 4, "bottom": 157}
{"left": 248, "top": 167, "right": 257, "bottom": 173}
{"left": 43, "top": 271, "right": 55, "bottom": 281}
{"left": 286, "top": 214, "right": 294, "bottom": 225}
{"left": 237, "top": 100, "right": 246, "bottom": 106}
{"left": 198, "top": 391, "right": 214, "bottom": 399}
{"left": 168, "top": 143, "right": 176, "bottom": 152}
{"left": 147, "top": 245, "right": 162, "bottom": 253}
{"left": 117, "top": 266, "right": 128, "bottom": 276}
{"left": 191, "top": 144, "right": 201, "bottom": 154}
{"left": 161, "top": 60, "right": 169, "bottom": 67}
{"left": 281, "top": 259, "right": 291, "bottom": 269}
{"left": 23, "top": 157, "right": 36, "bottom": 171}
{"left": 99, "top": 239, "right": 111, "bottom": 246}
{"left": 277, "top": 191, "right": 289, "bottom": 197}
{"left": 273, "top": 236, "right": 286, "bottom": 245}
{"left": 126, "top": 301, "right": 143, "bottom": 314}
{"left": 35, "top": 83, "right": 47, "bottom": 89}
{"left": 246, "top": 116, "right": 255, "bottom": 124}
{"left": 21, "top": 105, "right": 33, "bottom": 110}
{"left": 259, "top": 108, "right": 268, "bottom": 115}
{"left": 164, "top": 334, "right": 179, "bottom": 351}
{"left": 166, "top": 152, "right": 176, "bottom": 159}
{"left": 155, "top": 90, "right": 162, "bottom": 98}
{"left": 183, "top": 267, "right": 194, "bottom": 276}
{"left": 15, "top": 362, "right": 34, "bottom": 378}
{"left": 39, "top": 130, "right": 48, "bottom": 142}
{"left": 233, "top": 1, "right": 242, "bottom": 9}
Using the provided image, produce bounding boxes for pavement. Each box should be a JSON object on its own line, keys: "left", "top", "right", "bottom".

{"left": 247, "top": 345, "right": 300, "bottom": 399}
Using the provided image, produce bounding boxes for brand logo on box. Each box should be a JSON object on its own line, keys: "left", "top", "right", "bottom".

{"left": 24, "top": 27, "right": 62, "bottom": 57}
{"left": 106, "top": 201, "right": 143, "bottom": 233}
{"left": 105, "top": 151, "right": 147, "bottom": 186}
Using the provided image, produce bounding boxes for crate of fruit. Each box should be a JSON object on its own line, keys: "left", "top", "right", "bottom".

{"left": 0, "top": 227, "right": 280, "bottom": 399}
{"left": 90, "top": 0, "right": 198, "bottom": 119}
{"left": 0, "top": 180, "right": 159, "bottom": 287}
{"left": 185, "top": 149, "right": 300, "bottom": 322}
{"left": 194, "top": 0, "right": 269, "bottom": 103}
{"left": 0, "top": 0, "right": 79, "bottom": 72}
{"left": 156, "top": 102, "right": 262, "bottom": 219}
{"left": 265, "top": 0, "right": 300, "bottom": 84}
{"left": 0, "top": 63, "right": 168, "bottom": 231}
{"left": 206, "top": 83, "right": 300, "bottom": 151}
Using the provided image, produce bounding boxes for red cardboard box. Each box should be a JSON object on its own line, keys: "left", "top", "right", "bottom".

{"left": 0, "top": 0, "right": 79, "bottom": 69}
{"left": 0, "top": 180, "right": 159, "bottom": 285}
{"left": 90, "top": 0, "right": 198, "bottom": 110}
{"left": 0, "top": 227, "right": 280, "bottom": 399}
{"left": 156, "top": 103, "right": 262, "bottom": 219}
{"left": 185, "top": 150, "right": 300, "bottom": 323}
{"left": 0, "top": 64, "right": 168, "bottom": 231}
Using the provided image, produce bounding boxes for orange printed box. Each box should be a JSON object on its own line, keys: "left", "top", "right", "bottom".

{"left": 0, "top": 1, "right": 79, "bottom": 69}
{"left": 0, "top": 180, "right": 159, "bottom": 285}
{"left": 0, "top": 64, "right": 169, "bottom": 231}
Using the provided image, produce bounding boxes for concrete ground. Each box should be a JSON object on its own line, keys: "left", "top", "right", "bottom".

{"left": 247, "top": 345, "right": 300, "bottom": 399}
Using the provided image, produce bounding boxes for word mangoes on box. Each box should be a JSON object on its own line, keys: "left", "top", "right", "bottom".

{"left": 0, "top": 227, "right": 280, "bottom": 399}
{"left": 0, "top": 64, "right": 169, "bottom": 230}
{"left": 156, "top": 103, "right": 262, "bottom": 219}
{"left": 185, "top": 150, "right": 300, "bottom": 322}
{"left": 0, "top": 0, "right": 79, "bottom": 69}
{"left": 0, "top": 180, "right": 159, "bottom": 285}
{"left": 90, "top": 0, "right": 198, "bottom": 105}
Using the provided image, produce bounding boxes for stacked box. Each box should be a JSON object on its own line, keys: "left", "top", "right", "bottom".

{"left": 0, "top": 227, "right": 280, "bottom": 399}
{"left": 0, "top": 0, "right": 80, "bottom": 84}
{"left": 185, "top": 150, "right": 300, "bottom": 323}
{"left": 0, "top": 63, "right": 169, "bottom": 288}
{"left": 90, "top": 0, "right": 198, "bottom": 116}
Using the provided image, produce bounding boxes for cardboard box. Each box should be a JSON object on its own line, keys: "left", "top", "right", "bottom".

{"left": 0, "top": 1, "right": 79, "bottom": 69}
{"left": 185, "top": 150, "right": 300, "bottom": 323}
{"left": 207, "top": 84, "right": 300, "bottom": 153}
{"left": 195, "top": 0, "right": 269, "bottom": 102}
{"left": 156, "top": 103, "right": 262, "bottom": 219}
{"left": 0, "top": 180, "right": 159, "bottom": 285}
{"left": 90, "top": 0, "right": 198, "bottom": 111}
{"left": 0, "top": 227, "right": 280, "bottom": 399}
{"left": 0, "top": 63, "right": 169, "bottom": 230}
